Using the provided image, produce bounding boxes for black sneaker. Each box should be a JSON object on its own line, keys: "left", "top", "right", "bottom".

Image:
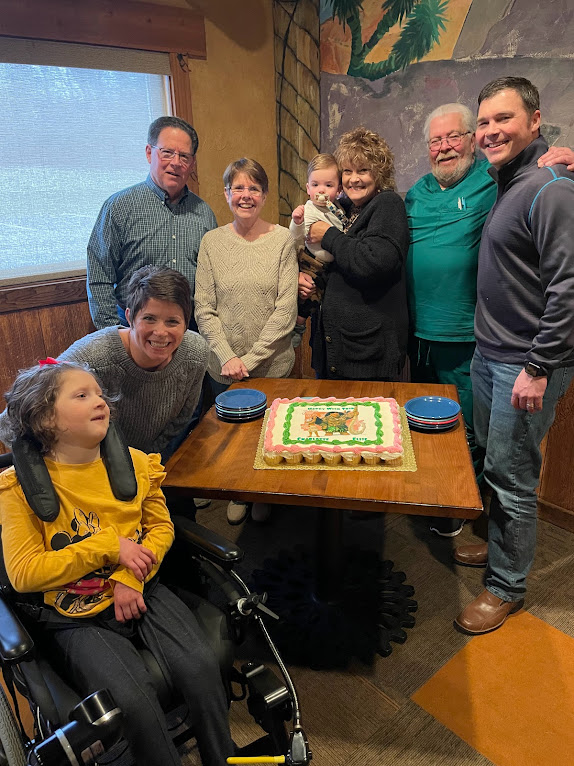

{"left": 429, "top": 518, "right": 465, "bottom": 537}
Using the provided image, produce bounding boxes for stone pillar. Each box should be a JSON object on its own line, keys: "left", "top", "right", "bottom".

{"left": 273, "top": 0, "right": 321, "bottom": 228}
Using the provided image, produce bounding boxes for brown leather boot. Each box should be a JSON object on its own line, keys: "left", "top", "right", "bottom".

{"left": 454, "top": 589, "right": 524, "bottom": 634}
{"left": 454, "top": 542, "right": 488, "bottom": 567}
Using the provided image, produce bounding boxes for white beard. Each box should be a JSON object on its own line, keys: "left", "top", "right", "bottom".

{"left": 432, "top": 153, "right": 474, "bottom": 188}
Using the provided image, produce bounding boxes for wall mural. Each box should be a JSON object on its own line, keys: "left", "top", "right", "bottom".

{"left": 320, "top": 0, "right": 574, "bottom": 192}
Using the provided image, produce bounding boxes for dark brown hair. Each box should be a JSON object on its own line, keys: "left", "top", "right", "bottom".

{"left": 147, "top": 116, "right": 198, "bottom": 155}
{"left": 126, "top": 266, "right": 192, "bottom": 326}
{"left": 478, "top": 77, "right": 540, "bottom": 116}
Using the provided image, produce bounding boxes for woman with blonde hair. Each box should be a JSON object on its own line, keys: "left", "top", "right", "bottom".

{"left": 300, "top": 127, "right": 409, "bottom": 380}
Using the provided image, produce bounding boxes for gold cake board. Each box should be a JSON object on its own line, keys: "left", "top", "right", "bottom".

{"left": 253, "top": 407, "right": 417, "bottom": 472}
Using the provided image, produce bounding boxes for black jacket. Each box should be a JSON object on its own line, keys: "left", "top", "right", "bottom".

{"left": 475, "top": 136, "right": 574, "bottom": 370}
{"left": 312, "top": 190, "right": 409, "bottom": 380}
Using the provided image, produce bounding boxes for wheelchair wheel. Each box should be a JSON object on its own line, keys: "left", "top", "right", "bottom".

{"left": 0, "top": 684, "right": 27, "bottom": 766}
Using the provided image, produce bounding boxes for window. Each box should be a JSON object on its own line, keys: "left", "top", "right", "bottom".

{"left": 0, "top": 39, "right": 172, "bottom": 284}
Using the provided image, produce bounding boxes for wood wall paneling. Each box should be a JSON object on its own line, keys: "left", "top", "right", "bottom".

{"left": 538, "top": 381, "right": 574, "bottom": 531}
{"left": 0, "top": 309, "right": 46, "bottom": 409}
{"left": 0, "top": 0, "right": 206, "bottom": 57}
{"left": 38, "top": 302, "right": 95, "bottom": 358}
{"left": 0, "top": 277, "right": 88, "bottom": 314}
{"left": 0, "top": 299, "right": 94, "bottom": 449}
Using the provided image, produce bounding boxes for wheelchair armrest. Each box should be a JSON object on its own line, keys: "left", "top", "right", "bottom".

{"left": 0, "top": 596, "right": 35, "bottom": 663}
{"left": 0, "top": 452, "right": 13, "bottom": 470}
{"left": 172, "top": 516, "right": 244, "bottom": 571}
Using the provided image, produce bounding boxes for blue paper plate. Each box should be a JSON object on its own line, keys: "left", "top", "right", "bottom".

{"left": 404, "top": 396, "right": 461, "bottom": 420}
{"left": 407, "top": 420, "right": 457, "bottom": 433}
{"left": 215, "top": 388, "right": 267, "bottom": 411}
{"left": 215, "top": 407, "right": 266, "bottom": 420}
{"left": 406, "top": 412, "right": 459, "bottom": 426}
{"left": 215, "top": 402, "right": 266, "bottom": 415}
{"left": 216, "top": 410, "right": 265, "bottom": 423}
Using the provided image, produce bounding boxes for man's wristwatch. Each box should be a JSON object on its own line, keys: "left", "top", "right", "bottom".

{"left": 524, "top": 362, "right": 548, "bottom": 378}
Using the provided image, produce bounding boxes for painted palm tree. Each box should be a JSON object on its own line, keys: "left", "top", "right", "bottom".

{"left": 327, "top": 0, "right": 449, "bottom": 80}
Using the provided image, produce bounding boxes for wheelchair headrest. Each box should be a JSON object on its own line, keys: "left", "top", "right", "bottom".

{"left": 12, "top": 421, "right": 138, "bottom": 523}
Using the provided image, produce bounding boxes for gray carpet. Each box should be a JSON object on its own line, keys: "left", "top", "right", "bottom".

{"left": 177, "top": 497, "right": 574, "bottom": 766}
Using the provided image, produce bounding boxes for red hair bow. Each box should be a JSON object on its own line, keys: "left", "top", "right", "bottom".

{"left": 38, "top": 357, "right": 59, "bottom": 367}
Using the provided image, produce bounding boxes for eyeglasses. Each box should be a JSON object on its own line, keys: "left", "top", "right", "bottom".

{"left": 151, "top": 146, "right": 194, "bottom": 166}
{"left": 227, "top": 186, "right": 264, "bottom": 197}
{"left": 427, "top": 131, "right": 471, "bottom": 151}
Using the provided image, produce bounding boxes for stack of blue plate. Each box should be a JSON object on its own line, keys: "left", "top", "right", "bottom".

{"left": 215, "top": 389, "right": 267, "bottom": 422}
{"left": 404, "top": 396, "right": 461, "bottom": 432}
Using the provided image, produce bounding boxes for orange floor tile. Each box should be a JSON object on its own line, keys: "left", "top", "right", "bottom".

{"left": 412, "top": 612, "right": 574, "bottom": 766}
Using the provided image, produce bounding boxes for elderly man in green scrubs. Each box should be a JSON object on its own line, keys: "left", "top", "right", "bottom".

{"left": 405, "top": 103, "right": 573, "bottom": 537}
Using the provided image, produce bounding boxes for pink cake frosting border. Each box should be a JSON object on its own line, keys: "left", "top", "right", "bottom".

{"left": 264, "top": 397, "right": 402, "bottom": 455}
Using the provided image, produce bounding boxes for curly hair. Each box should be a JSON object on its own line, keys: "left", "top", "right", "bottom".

{"left": 3, "top": 361, "right": 116, "bottom": 454}
{"left": 334, "top": 127, "right": 396, "bottom": 192}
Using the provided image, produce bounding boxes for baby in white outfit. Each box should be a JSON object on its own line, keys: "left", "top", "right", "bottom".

{"left": 289, "top": 154, "right": 347, "bottom": 337}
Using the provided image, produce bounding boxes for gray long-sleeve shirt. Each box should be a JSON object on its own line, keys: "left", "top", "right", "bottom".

{"left": 475, "top": 136, "right": 574, "bottom": 371}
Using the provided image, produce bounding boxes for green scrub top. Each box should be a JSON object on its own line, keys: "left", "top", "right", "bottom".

{"left": 405, "top": 159, "right": 496, "bottom": 342}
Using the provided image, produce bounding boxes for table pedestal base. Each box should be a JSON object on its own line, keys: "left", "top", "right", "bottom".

{"left": 251, "top": 510, "right": 417, "bottom": 669}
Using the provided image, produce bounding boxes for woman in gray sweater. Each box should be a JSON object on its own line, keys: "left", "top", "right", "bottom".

{"left": 59, "top": 266, "right": 208, "bottom": 462}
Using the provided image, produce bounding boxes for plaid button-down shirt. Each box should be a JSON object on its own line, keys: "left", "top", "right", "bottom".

{"left": 87, "top": 175, "right": 217, "bottom": 328}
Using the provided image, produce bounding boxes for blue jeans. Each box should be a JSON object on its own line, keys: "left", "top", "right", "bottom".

{"left": 471, "top": 348, "right": 574, "bottom": 601}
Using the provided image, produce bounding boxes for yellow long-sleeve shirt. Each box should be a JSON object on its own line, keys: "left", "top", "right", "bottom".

{"left": 0, "top": 449, "right": 174, "bottom": 618}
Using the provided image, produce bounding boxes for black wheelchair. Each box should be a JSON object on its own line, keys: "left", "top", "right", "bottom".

{"left": 0, "top": 433, "right": 311, "bottom": 766}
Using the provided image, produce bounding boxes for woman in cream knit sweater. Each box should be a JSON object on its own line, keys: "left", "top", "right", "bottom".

{"left": 195, "top": 158, "right": 298, "bottom": 523}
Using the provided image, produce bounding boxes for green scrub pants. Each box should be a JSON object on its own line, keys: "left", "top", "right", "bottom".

{"left": 409, "top": 337, "right": 484, "bottom": 483}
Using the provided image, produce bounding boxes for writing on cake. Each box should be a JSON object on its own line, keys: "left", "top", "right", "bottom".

{"left": 263, "top": 397, "right": 403, "bottom": 466}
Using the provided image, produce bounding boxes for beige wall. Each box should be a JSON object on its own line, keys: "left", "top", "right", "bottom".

{"left": 183, "top": 0, "right": 278, "bottom": 225}
{"left": 130, "top": 0, "right": 279, "bottom": 226}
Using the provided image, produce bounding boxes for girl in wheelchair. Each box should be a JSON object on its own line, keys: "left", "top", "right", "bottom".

{"left": 0, "top": 360, "right": 235, "bottom": 765}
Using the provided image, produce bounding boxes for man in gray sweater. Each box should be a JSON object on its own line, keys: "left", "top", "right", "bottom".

{"left": 454, "top": 77, "right": 574, "bottom": 635}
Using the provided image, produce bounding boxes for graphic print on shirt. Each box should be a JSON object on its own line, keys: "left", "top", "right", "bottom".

{"left": 50, "top": 507, "right": 126, "bottom": 615}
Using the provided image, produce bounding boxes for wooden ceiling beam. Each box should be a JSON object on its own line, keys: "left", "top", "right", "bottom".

{"left": 0, "top": 0, "right": 206, "bottom": 57}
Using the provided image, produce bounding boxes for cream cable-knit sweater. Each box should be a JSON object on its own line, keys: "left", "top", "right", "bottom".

{"left": 194, "top": 224, "right": 298, "bottom": 383}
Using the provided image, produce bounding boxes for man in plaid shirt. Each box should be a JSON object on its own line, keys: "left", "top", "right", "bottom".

{"left": 87, "top": 116, "right": 216, "bottom": 330}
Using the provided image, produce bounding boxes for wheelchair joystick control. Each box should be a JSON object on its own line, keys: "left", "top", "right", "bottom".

{"left": 226, "top": 725, "right": 312, "bottom": 765}
{"left": 27, "top": 690, "right": 123, "bottom": 766}
{"left": 286, "top": 725, "right": 312, "bottom": 765}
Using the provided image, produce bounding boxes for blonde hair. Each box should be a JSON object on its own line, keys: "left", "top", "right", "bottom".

{"left": 334, "top": 127, "right": 395, "bottom": 192}
{"left": 307, "top": 153, "right": 340, "bottom": 181}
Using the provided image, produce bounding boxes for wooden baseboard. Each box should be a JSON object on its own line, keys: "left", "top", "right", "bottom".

{"left": 538, "top": 498, "right": 574, "bottom": 535}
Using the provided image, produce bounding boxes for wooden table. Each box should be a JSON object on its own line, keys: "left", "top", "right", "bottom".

{"left": 165, "top": 378, "right": 482, "bottom": 519}
{"left": 165, "top": 379, "right": 482, "bottom": 665}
